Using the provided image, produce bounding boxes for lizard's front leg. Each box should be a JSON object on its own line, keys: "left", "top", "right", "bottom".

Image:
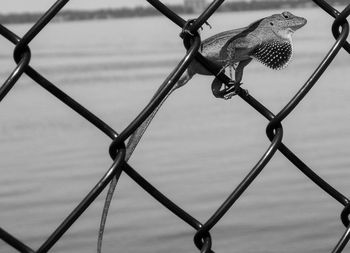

{"left": 211, "top": 78, "right": 240, "bottom": 99}
{"left": 211, "top": 59, "right": 252, "bottom": 99}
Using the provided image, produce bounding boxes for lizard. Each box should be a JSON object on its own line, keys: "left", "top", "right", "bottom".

{"left": 97, "top": 11, "right": 307, "bottom": 253}
{"left": 189, "top": 11, "right": 307, "bottom": 98}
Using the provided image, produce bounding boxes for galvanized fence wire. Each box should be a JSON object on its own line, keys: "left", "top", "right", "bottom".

{"left": 0, "top": 0, "right": 349, "bottom": 252}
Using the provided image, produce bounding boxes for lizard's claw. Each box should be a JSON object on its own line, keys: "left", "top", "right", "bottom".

{"left": 200, "top": 21, "right": 212, "bottom": 30}
{"left": 180, "top": 19, "right": 196, "bottom": 37}
{"left": 211, "top": 78, "right": 242, "bottom": 99}
{"left": 242, "top": 88, "right": 249, "bottom": 96}
{"left": 223, "top": 91, "right": 236, "bottom": 100}
{"left": 222, "top": 82, "right": 240, "bottom": 100}
{"left": 180, "top": 19, "right": 212, "bottom": 38}
{"left": 205, "top": 21, "right": 212, "bottom": 29}
{"left": 222, "top": 81, "right": 249, "bottom": 99}
{"left": 223, "top": 87, "right": 249, "bottom": 99}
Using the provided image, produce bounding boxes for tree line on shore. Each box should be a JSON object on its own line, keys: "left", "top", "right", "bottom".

{"left": 0, "top": 0, "right": 347, "bottom": 24}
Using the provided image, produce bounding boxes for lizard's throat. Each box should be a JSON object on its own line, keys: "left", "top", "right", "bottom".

{"left": 252, "top": 40, "right": 293, "bottom": 70}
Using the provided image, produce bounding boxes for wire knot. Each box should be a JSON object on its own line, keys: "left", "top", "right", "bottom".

{"left": 109, "top": 138, "right": 127, "bottom": 161}
{"left": 180, "top": 19, "right": 201, "bottom": 50}
{"left": 193, "top": 229, "right": 214, "bottom": 253}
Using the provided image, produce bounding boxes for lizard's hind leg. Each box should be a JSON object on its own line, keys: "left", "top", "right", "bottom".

{"left": 176, "top": 68, "right": 195, "bottom": 89}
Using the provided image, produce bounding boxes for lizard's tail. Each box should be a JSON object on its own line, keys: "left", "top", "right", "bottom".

{"left": 123, "top": 70, "right": 193, "bottom": 157}
{"left": 97, "top": 70, "right": 193, "bottom": 253}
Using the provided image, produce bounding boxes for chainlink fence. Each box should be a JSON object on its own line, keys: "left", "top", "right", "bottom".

{"left": 0, "top": 0, "right": 350, "bottom": 252}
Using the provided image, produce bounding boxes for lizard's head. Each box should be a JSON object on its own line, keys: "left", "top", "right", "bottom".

{"left": 261, "top": 11, "right": 307, "bottom": 40}
{"left": 250, "top": 12, "right": 306, "bottom": 70}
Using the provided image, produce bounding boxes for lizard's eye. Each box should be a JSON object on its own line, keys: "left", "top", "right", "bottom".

{"left": 282, "top": 13, "right": 290, "bottom": 19}
{"left": 270, "top": 22, "right": 274, "bottom": 26}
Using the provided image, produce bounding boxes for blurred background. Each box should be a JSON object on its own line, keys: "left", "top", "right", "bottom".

{"left": 0, "top": 0, "right": 349, "bottom": 252}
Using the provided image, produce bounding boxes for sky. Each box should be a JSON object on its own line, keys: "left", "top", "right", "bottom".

{"left": 0, "top": 0, "right": 185, "bottom": 14}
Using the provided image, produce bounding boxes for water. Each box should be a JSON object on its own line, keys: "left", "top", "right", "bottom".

{"left": 1, "top": 7, "right": 350, "bottom": 253}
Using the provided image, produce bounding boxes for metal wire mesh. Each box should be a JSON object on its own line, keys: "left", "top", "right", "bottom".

{"left": 0, "top": 0, "right": 349, "bottom": 252}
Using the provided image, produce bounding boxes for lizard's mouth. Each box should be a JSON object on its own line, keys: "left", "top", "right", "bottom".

{"left": 287, "top": 28, "right": 295, "bottom": 34}
{"left": 290, "top": 18, "right": 308, "bottom": 31}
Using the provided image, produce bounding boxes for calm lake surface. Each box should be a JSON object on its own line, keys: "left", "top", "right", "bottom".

{"left": 1, "top": 7, "right": 350, "bottom": 253}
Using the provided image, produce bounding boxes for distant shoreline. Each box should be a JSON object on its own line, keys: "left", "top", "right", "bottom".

{"left": 0, "top": 0, "right": 347, "bottom": 25}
